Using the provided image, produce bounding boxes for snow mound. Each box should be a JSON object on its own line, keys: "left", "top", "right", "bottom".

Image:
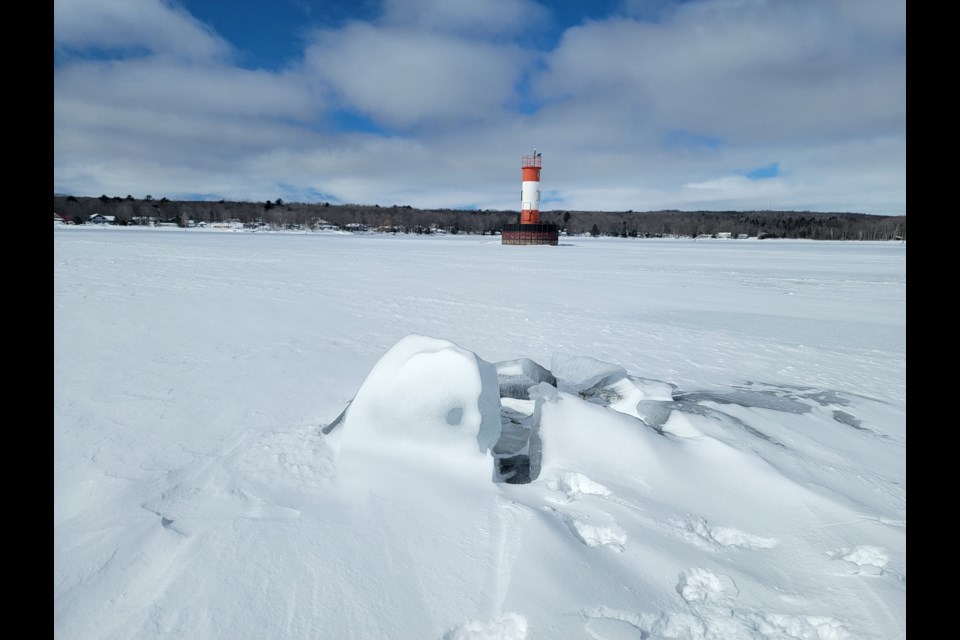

{"left": 336, "top": 335, "right": 502, "bottom": 481}
{"left": 533, "top": 383, "right": 663, "bottom": 480}
{"left": 331, "top": 341, "right": 679, "bottom": 487}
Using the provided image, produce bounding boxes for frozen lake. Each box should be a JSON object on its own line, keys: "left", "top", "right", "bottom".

{"left": 54, "top": 227, "right": 906, "bottom": 639}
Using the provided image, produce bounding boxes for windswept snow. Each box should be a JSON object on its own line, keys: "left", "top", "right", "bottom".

{"left": 54, "top": 229, "right": 905, "bottom": 639}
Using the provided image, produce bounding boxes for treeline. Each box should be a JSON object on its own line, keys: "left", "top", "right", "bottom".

{"left": 53, "top": 194, "right": 906, "bottom": 241}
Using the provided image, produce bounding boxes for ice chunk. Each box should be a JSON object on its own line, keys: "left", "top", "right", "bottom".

{"left": 495, "top": 358, "right": 555, "bottom": 382}
{"left": 551, "top": 354, "right": 674, "bottom": 424}
{"left": 494, "top": 392, "right": 544, "bottom": 484}
{"left": 550, "top": 353, "right": 627, "bottom": 394}
{"left": 495, "top": 358, "right": 556, "bottom": 400}
{"left": 635, "top": 399, "right": 673, "bottom": 429}
{"left": 495, "top": 399, "right": 535, "bottom": 456}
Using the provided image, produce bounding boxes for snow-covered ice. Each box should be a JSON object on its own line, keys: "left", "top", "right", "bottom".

{"left": 54, "top": 229, "right": 906, "bottom": 639}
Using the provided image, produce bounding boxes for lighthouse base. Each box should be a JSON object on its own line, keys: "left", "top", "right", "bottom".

{"left": 501, "top": 222, "right": 559, "bottom": 246}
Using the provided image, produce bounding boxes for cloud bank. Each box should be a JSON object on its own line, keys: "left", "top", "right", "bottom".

{"left": 54, "top": 0, "right": 906, "bottom": 214}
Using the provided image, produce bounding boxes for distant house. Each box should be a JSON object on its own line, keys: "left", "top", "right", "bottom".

{"left": 210, "top": 219, "right": 243, "bottom": 230}
{"left": 737, "top": 233, "right": 750, "bottom": 239}
{"left": 717, "top": 232, "right": 732, "bottom": 239}
{"left": 54, "top": 213, "right": 66, "bottom": 225}
{"left": 89, "top": 214, "right": 116, "bottom": 225}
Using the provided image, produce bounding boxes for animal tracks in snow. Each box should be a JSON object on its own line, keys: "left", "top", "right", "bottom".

{"left": 545, "top": 471, "right": 612, "bottom": 502}
{"left": 538, "top": 471, "right": 626, "bottom": 550}
{"left": 667, "top": 516, "right": 779, "bottom": 552}
{"left": 827, "top": 545, "right": 903, "bottom": 581}
{"left": 581, "top": 570, "right": 851, "bottom": 640}
{"left": 676, "top": 567, "right": 739, "bottom": 603}
{"left": 541, "top": 504, "right": 627, "bottom": 551}
{"left": 566, "top": 518, "right": 627, "bottom": 551}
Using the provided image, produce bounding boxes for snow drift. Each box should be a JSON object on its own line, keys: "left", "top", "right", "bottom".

{"left": 316, "top": 334, "right": 905, "bottom": 639}
{"left": 333, "top": 335, "right": 502, "bottom": 493}
{"left": 55, "top": 330, "right": 905, "bottom": 639}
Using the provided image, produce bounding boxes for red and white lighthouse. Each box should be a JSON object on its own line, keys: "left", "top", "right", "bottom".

{"left": 502, "top": 149, "right": 558, "bottom": 245}
{"left": 520, "top": 149, "right": 542, "bottom": 224}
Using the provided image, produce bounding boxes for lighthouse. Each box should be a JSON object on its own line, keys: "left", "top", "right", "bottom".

{"left": 502, "top": 149, "right": 559, "bottom": 245}
{"left": 520, "top": 148, "right": 541, "bottom": 224}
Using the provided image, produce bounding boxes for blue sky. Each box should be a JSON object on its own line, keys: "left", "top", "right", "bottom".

{"left": 174, "top": 0, "right": 630, "bottom": 70}
{"left": 54, "top": 0, "right": 905, "bottom": 214}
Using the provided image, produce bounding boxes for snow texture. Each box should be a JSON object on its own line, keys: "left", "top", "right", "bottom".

{"left": 444, "top": 613, "right": 529, "bottom": 640}
{"left": 54, "top": 230, "right": 906, "bottom": 640}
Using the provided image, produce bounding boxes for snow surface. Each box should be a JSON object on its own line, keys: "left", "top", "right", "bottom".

{"left": 54, "top": 228, "right": 906, "bottom": 639}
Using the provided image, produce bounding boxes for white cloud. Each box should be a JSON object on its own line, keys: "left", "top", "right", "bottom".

{"left": 304, "top": 23, "right": 529, "bottom": 128}
{"left": 54, "top": 0, "right": 231, "bottom": 61}
{"left": 52, "top": 0, "right": 905, "bottom": 214}
{"left": 535, "top": 0, "right": 905, "bottom": 143}
{"left": 55, "top": 58, "right": 319, "bottom": 121}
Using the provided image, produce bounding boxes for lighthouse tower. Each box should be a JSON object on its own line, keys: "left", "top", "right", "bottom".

{"left": 502, "top": 149, "right": 558, "bottom": 246}
{"left": 520, "top": 149, "right": 542, "bottom": 224}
